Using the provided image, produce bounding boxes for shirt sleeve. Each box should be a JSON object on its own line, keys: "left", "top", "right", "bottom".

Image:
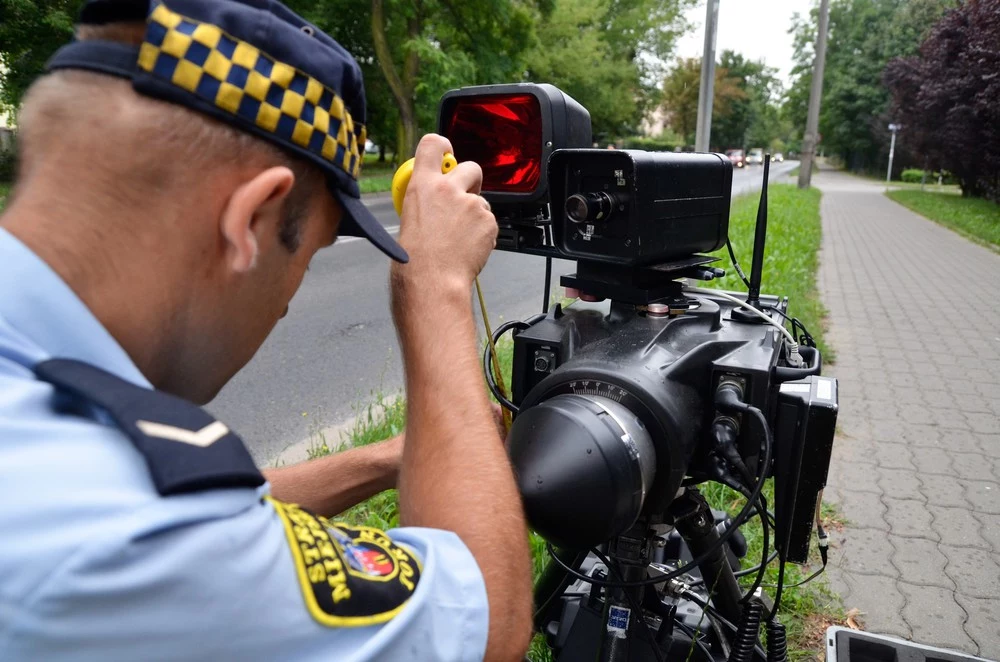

{"left": 11, "top": 491, "right": 489, "bottom": 662}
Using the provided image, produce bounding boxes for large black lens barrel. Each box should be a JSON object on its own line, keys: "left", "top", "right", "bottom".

{"left": 508, "top": 394, "right": 656, "bottom": 549}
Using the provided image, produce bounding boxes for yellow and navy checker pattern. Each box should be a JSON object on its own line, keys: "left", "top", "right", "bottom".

{"left": 137, "top": 4, "right": 366, "bottom": 179}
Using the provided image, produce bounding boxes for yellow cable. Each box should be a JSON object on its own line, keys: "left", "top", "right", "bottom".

{"left": 475, "top": 279, "right": 512, "bottom": 434}
{"left": 392, "top": 154, "right": 511, "bottom": 434}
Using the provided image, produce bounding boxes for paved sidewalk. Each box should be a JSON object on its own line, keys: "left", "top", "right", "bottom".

{"left": 815, "top": 169, "right": 1000, "bottom": 658}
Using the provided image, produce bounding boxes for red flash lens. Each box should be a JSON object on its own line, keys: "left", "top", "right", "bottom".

{"left": 445, "top": 94, "right": 543, "bottom": 194}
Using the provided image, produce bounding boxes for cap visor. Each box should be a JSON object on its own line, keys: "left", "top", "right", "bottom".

{"left": 333, "top": 189, "right": 409, "bottom": 263}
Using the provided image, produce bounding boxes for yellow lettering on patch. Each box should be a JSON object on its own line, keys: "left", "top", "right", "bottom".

{"left": 267, "top": 497, "right": 420, "bottom": 628}
{"left": 308, "top": 563, "right": 326, "bottom": 584}
{"left": 301, "top": 544, "right": 320, "bottom": 565}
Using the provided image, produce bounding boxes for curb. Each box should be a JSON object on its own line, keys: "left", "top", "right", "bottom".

{"left": 266, "top": 404, "right": 389, "bottom": 468}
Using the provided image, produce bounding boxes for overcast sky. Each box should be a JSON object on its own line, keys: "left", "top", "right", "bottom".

{"left": 674, "top": 0, "right": 815, "bottom": 87}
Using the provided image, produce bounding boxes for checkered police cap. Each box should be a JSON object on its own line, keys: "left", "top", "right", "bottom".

{"left": 46, "top": 0, "right": 408, "bottom": 263}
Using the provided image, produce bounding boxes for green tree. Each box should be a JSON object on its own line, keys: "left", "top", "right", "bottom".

{"left": 661, "top": 57, "right": 744, "bottom": 147}
{"left": 712, "top": 50, "right": 783, "bottom": 151}
{"left": 526, "top": 0, "right": 695, "bottom": 140}
{"left": 0, "top": 0, "right": 83, "bottom": 110}
{"left": 366, "top": 0, "right": 540, "bottom": 158}
{"left": 784, "top": 0, "right": 951, "bottom": 172}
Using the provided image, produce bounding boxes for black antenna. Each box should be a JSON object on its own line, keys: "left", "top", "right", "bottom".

{"left": 732, "top": 154, "right": 770, "bottom": 321}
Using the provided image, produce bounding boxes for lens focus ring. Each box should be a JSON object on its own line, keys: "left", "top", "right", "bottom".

{"left": 565, "top": 192, "right": 615, "bottom": 224}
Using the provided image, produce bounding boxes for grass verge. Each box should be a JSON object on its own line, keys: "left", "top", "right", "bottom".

{"left": 708, "top": 183, "right": 833, "bottom": 362}
{"left": 359, "top": 155, "right": 396, "bottom": 194}
{"left": 311, "top": 183, "right": 842, "bottom": 659}
{"left": 886, "top": 189, "right": 1000, "bottom": 251}
{"left": 884, "top": 181, "right": 961, "bottom": 194}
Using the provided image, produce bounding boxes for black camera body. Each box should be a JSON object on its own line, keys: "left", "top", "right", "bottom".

{"left": 439, "top": 82, "right": 838, "bottom": 660}
{"left": 549, "top": 149, "right": 732, "bottom": 266}
{"left": 508, "top": 294, "right": 790, "bottom": 549}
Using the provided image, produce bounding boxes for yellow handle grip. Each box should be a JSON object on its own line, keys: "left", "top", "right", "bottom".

{"left": 391, "top": 153, "right": 458, "bottom": 216}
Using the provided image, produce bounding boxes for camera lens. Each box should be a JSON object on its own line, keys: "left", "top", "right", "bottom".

{"left": 565, "top": 192, "right": 615, "bottom": 224}
{"left": 507, "top": 393, "right": 656, "bottom": 549}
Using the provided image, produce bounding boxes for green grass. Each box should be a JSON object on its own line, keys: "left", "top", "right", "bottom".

{"left": 312, "top": 183, "right": 840, "bottom": 659}
{"left": 0, "top": 182, "right": 10, "bottom": 211}
{"left": 886, "top": 189, "right": 1000, "bottom": 250}
{"left": 705, "top": 186, "right": 841, "bottom": 656}
{"left": 708, "top": 183, "right": 833, "bottom": 362}
{"left": 307, "top": 391, "right": 405, "bottom": 530}
{"left": 359, "top": 173, "right": 394, "bottom": 195}
{"left": 699, "top": 481, "right": 845, "bottom": 660}
{"left": 884, "top": 181, "right": 961, "bottom": 194}
{"left": 359, "top": 153, "right": 396, "bottom": 194}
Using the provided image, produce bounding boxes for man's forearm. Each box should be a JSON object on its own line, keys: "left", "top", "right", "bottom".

{"left": 394, "top": 285, "right": 533, "bottom": 660}
{"left": 263, "top": 436, "right": 401, "bottom": 518}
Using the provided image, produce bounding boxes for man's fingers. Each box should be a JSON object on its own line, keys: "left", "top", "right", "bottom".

{"left": 449, "top": 161, "right": 484, "bottom": 195}
{"left": 412, "top": 134, "right": 454, "bottom": 175}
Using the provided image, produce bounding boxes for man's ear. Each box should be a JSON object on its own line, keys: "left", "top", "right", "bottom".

{"left": 220, "top": 166, "right": 295, "bottom": 273}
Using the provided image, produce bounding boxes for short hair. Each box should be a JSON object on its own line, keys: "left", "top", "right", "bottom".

{"left": 16, "top": 22, "right": 326, "bottom": 251}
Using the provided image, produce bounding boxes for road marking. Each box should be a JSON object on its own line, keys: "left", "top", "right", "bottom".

{"left": 335, "top": 225, "right": 400, "bottom": 246}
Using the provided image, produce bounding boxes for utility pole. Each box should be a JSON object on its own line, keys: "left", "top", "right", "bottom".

{"left": 798, "top": 0, "right": 830, "bottom": 189}
{"left": 694, "top": 0, "right": 720, "bottom": 152}
{"left": 886, "top": 123, "right": 900, "bottom": 186}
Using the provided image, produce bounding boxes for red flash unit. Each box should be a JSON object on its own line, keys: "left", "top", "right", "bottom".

{"left": 438, "top": 83, "right": 591, "bottom": 205}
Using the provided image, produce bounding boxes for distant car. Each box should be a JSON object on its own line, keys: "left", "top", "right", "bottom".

{"left": 725, "top": 149, "right": 745, "bottom": 168}
{"left": 746, "top": 148, "right": 764, "bottom": 165}
{"left": 364, "top": 139, "right": 378, "bottom": 155}
{"left": 772, "top": 152, "right": 784, "bottom": 163}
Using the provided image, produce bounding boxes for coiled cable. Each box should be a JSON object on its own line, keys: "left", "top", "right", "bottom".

{"left": 729, "top": 598, "right": 764, "bottom": 662}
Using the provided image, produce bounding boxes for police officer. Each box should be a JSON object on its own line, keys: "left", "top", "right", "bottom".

{"left": 0, "top": 1, "right": 532, "bottom": 660}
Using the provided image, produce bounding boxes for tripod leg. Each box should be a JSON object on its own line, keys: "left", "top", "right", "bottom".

{"left": 671, "top": 488, "right": 744, "bottom": 625}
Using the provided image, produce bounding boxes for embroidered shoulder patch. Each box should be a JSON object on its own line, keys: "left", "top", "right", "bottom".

{"left": 267, "top": 497, "right": 421, "bottom": 627}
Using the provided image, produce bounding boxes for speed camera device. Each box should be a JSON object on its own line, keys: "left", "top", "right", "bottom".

{"left": 440, "top": 84, "right": 732, "bottom": 269}
{"left": 437, "top": 83, "right": 839, "bottom": 661}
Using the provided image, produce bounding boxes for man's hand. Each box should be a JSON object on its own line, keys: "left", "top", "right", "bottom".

{"left": 263, "top": 400, "right": 504, "bottom": 517}
{"left": 391, "top": 134, "right": 497, "bottom": 303}
{"left": 389, "top": 133, "right": 533, "bottom": 661}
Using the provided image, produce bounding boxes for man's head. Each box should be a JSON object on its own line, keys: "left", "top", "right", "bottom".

{"left": 1, "top": 2, "right": 402, "bottom": 403}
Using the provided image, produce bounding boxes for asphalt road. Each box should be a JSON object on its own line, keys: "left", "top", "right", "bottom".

{"left": 208, "top": 160, "right": 799, "bottom": 463}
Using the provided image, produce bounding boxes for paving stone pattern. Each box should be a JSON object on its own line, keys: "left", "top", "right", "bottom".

{"left": 814, "top": 170, "right": 1000, "bottom": 659}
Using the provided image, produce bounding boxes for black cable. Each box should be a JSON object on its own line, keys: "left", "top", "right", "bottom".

{"left": 691, "top": 548, "right": 778, "bottom": 587}
{"left": 591, "top": 548, "right": 667, "bottom": 662}
{"left": 767, "top": 557, "right": 787, "bottom": 622}
{"left": 673, "top": 620, "right": 716, "bottom": 662}
{"left": 544, "top": 412, "right": 772, "bottom": 590}
{"left": 542, "top": 257, "right": 552, "bottom": 314}
{"left": 681, "top": 591, "right": 767, "bottom": 661}
{"left": 766, "top": 620, "right": 789, "bottom": 662}
{"left": 736, "top": 551, "right": 778, "bottom": 579}
{"left": 769, "top": 307, "right": 816, "bottom": 348}
{"left": 730, "top": 598, "right": 765, "bottom": 662}
{"left": 726, "top": 238, "right": 752, "bottom": 289}
{"left": 740, "top": 495, "right": 771, "bottom": 602}
{"left": 482, "top": 319, "right": 530, "bottom": 413}
{"left": 764, "top": 526, "right": 828, "bottom": 591}
{"left": 767, "top": 564, "right": 824, "bottom": 589}
{"left": 533, "top": 549, "right": 589, "bottom": 625}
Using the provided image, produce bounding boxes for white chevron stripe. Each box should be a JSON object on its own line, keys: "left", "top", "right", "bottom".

{"left": 135, "top": 420, "right": 230, "bottom": 448}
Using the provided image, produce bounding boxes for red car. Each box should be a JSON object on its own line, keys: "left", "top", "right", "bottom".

{"left": 726, "top": 149, "right": 745, "bottom": 168}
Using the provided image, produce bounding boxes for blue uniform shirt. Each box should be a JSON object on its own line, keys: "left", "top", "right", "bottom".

{"left": 0, "top": 228, "right": 489, "bottom": 660}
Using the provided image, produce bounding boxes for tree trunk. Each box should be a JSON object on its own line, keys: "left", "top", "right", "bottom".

{"left": 372, "top": 0, "right": 420, "bottom": 159}
{"left": 378, "top": 143, "right": 386, "bottom": 162}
